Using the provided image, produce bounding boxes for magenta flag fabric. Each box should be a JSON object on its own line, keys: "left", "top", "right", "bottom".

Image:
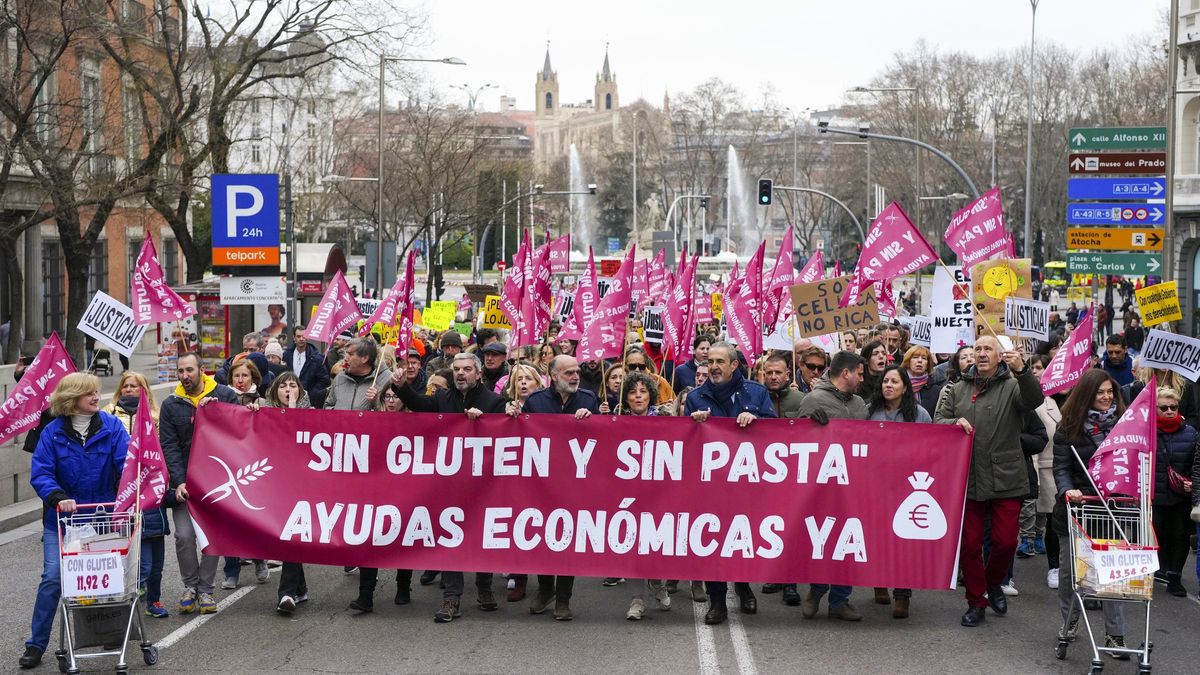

{"left": 798, "top": 250, "right": 824, "bottom": 285}
{"left": 114, "top": 388, "right": 170, "bottom": 512}
{"left": 304, "top": 270, "right": 363, "bottom": 346}
{"left": 1040, "top": 306, "right": 1095, "bottom": 396}
{"left": 0, "top": 332, "right": 74, "bottom": 446}
{"left": 842, "top": 202, "right": 936, "bottom": 307}
{"left": 726, "top": 242, "right": 765, "bottom": 367}
{"left": 578, "top": 246, "right": 634, "bottom": 362}
{"left": 131, "top": 233, "right": 197, "bottom": 325}
{"left": 1089, "top": 375, "right": 1157, "bottom": 500}
{"left": 944, "top": 187, "right": 1011, "bottom": 267}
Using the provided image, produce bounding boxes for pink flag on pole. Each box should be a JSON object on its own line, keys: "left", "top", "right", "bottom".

{"left": 114, "top": 388, "right": 170, "bottom": 512}
{"left": 944, "top": 187, "right": 1011, "bottom": 267}
{"left": 304, "top": 270, "right": 363, "bottom": 346}
{"left": 0, "top": 332, "right": 73, "bottom": 447}
{"left": 875, "top": 279, "right": 897, "bottom": 318}
{"left": 518, "top": 243, "right": 553, "bottom": 347}
{"left": 547, "top": 233, "right": 571, "bottom": 274}
{"left": 764, "top": 227, "right": 795, "bottom": 328}
{"left": 648, "top": 248, "right": 669, "bottom": 296}
{"left": 798, "top": 250, "right": 824, "bottom": 285}
{"left": 359, "top": 250, "right": 416, "bottom": 338}
{"left": 841, "top": 202, "right": 937, "bottom": 307}
{"left": 1041, "top": 305, "right": 1095, "bottom": 395}
{"left": 831, "top": 260, "right": 843, "bottom": 279}
{"left": 500, "top": 232, "right": 531, "bottom": 334}
{"left": 559, "top": 248, "right": 597, "bottom": 342}
{"left": 726, "top": 241, "right": 766, "bottom": 367}
{"left": 578, "top": 246, "right": 635, "bottom": 362}
{"left": 663, "top": 253, "right": 698, "bottom": 362}
{"left": 1089, "top": 375, "right": 1157, "bottom": 500}
{"left": 631, "top": 257, "right": 650, "bottom": 302}
{"left": 130, "top": 233, "right": 197, "bottom": 325}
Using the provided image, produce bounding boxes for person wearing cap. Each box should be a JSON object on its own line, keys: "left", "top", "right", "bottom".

{"left": 425, "top": 331, "right": 464, "bottom": 377}
{"left": 327, "top": 330, "right": 355, "bottom": 377}
{"left": 262, "top": 341, "right": 288, "bottom": 381}
{"left": 404, "top": 348, "right": 428, "bottom": 393}
{"left": 480, "top": 342, "right": 509, "bottom": 392}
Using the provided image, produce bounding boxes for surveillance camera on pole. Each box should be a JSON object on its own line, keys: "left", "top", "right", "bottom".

{"left": 857, "top": 122, "right": 870, "bottom": 139}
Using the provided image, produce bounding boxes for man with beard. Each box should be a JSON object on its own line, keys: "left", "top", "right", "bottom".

{"left": 578, "top": 358, "right": 604, "bottom": 394}
{"left": 480, "top": 342, "right": 509, "bottom": 392}
{"left": 762, "top": 352, "right": 804, "bottom": 418}
{"left": 684, "top": 342, "right": 774, "bottom": 625}
{"left": 516, "top": 355, "right": 599, "bottom": 621}
{"left": 390, "top": 353, "right": 506, "bottom": 623}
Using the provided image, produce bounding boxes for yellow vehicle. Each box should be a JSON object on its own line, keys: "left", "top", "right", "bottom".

{"left": 1042, "top": 261, "right": 1069, "bottom": 288}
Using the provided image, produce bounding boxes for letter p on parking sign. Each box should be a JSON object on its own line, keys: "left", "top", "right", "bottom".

{"left": 211, "top": 174, "right": 281, "bottom": 275}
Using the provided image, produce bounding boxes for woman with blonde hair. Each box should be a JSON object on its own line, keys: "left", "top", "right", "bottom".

{"left": 21, "top": 373, "right": 129, "bottom": 669}
{"left": 501, "top": 362, "right": 546, "bottom": 602}
{"left": 104, "top": 371, "right": 159, "bottom": 432}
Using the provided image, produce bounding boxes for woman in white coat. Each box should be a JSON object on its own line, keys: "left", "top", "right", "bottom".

{"left": 1029, "top": 354, "right": 1062, "bottom": 588}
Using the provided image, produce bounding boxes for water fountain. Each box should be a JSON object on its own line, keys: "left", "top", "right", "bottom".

{"left": 568, "top": 144, "right": 593, "bottom": 253}
{"left": 725, "top": 145, "right": 761, "bottom": 255}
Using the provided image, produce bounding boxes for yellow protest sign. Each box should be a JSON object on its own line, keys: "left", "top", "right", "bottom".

{"left": 711, "top": 294, "right": 723, "bottom": 322}
{"left": 1066, "top": 287, "right": 1091, "bottom": 302}
{"left": 422, "top": 300, "right": 457, "bottom": 331}
{"left": 481, "top": 295, "right": 512, "bottom": 329}
{"left": 1135, "top": 281, "right": 1182, "bottom": 327}
{"left": 970, "top": 258, "right": 1031, "bottom": 337}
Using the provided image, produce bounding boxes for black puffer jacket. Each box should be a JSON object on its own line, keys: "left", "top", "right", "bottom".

{"left": 160, "top": 381, "right": 240, "bottom": 489}
{"left": 1154, "top": 424, "right": 1199, "bottom": 507}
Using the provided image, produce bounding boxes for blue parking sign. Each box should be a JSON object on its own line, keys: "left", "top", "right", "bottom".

{"left": 211, "top": 174, "right": 280, "bottom": 268}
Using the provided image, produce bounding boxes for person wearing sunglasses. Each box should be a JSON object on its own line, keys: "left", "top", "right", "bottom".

{"left": 797, "top": 347, "right": 829, "bottom": 393}
{"left": 623, "top": 346, "right": 674, "bottom": 408}
{"left": 1152, "top": 387, "right": 1198, "bottom": 597}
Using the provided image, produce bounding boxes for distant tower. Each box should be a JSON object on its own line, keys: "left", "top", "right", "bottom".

{"left": 662, "top": 88, "right": 670, "bottom": 117}
{"left": 594, "top": 44, "right": 618, "bottom": 112}
{"left": 536, "top": 43, "right": 559, "bottom": 119}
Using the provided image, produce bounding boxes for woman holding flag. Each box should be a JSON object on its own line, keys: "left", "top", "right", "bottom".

{"left": 1051, "top": 369, "right": 1129, "bottom": 658}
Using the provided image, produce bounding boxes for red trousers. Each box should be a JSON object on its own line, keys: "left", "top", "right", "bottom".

{"left": 960, "top": 498, "right": 1021, "bottom": 609}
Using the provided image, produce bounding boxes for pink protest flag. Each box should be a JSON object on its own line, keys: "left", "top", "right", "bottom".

{"left": 841, "top": 202, "right": 937, "bottom": 307}
{"left": 831, "top": 260, "right": 843, "bottom": 279}
{"left": 547, "top": 233, "right": 571, "bottom": 274}
{"left": 457, "top": 294, "right": 472, "bottom": 314}
{"left": 944, "top": 187, "right": 1011, "bottom": 267}
{"left": 663, "top": 253, "right": 699, "bottom": 363}
{"left": 304, "top": 270, "right": 363, "bottom": 347}
{"left": 798, "top": 250, "right": 824, "bottom": 285}
{"left": 114, "top": 388, "right": 170, "bottom": 512}
{"left": 559, "top": 248, "right": 598, "bottom": 342}
{"left": 1089, "top": 375, "right": 1157, "bottom": 500}
{"left": 875, "top": 279, "right": 897, "bottom": 318}
{"left": 130, "top": 233, "right": 197, "bottom": 325}
{"left": 726, "top": 241, "right": 766, "bottom": 367}
{"left": 359, "top": 250, "right": 416, "bottom": 339}
{"left": 578, "top": 246, "right": 635, "bottom": 363}
{"left": 694, "top": 293, "right": 714, "bottom": 326}
{"left": 631, "top": 257, "right": 650, "bottom": 302}
{"left": 648, "top": 248, "right": 669, "bottom": 296}
{"left": 0, "top": 332, "right": 74, "bottom": 447}
{"left": 499, "top": 232, "right": 531, "bottom": 334}
{"left": 518, "top": 242, "right": 553, "bottom": 347}
{"left": 1040, "top": 305, "right": 1095, "bottom": 396}
{"left": 764, "top": 227, "right": 795, "bottom": 327}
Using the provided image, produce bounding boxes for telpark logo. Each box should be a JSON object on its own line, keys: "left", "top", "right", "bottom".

{"left": 202, "top": 457, "right": 273, "bottom": 511}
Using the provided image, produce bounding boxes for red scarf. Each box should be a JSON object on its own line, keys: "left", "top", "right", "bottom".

{"left": 1157, "top": 413, "right": 1182, "bottom": 434}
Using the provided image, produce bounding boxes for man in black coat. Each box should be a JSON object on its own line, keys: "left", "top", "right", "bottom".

{"left": 390, "top": 352, "right": 506, "bottom": 624}
{"left": 284, "top": 327, "right": 331, "bottom": 408}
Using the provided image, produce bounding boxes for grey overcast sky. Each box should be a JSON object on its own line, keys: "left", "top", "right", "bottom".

{"left": 414, "top": 0, "right": 1167, "bottom": 112}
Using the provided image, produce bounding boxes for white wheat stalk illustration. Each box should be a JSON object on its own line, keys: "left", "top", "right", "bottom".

{"left": 234, "top": 458, "right": 273, "bottom": 486}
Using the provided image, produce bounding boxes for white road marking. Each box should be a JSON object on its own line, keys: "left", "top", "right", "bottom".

{"left": 155, "top": 585, "right": 256, "bottom": 649}
{"left": 725, "top": 589, "right": 758, "bottom": 675}
{"left": 691, "top": 588, "right": 720, "bottom": 675}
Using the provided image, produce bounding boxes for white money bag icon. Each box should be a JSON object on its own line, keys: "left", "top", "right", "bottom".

{"left": 892, "top": 472, "right": 947, "bottom": 540}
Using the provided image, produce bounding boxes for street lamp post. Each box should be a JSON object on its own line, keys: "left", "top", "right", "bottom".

{"left": 663, "top": 195, "right": 710, "bottom": 253}
{"left": 1024, "top": 0, "right": 1039, "bottom": 258}
{"left": 772, "top": 185, "right": 865, "bottom": 244}
{"left": 450, "top": 82, "right": 497, "bottom": 111}
{"left": 817, "top": 120, "right": 980, "bottom": 199}
{"left": 374, "top": 54, "right": 465, "bottom": 294}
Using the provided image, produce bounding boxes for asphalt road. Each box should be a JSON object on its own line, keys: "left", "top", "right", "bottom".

{"left": 1, "top": 520, "right": 1197, "bottom": 674}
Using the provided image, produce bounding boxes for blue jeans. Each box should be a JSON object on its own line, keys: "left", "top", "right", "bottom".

{"left": 809, "top": 583, "right": 852, "bottom": 608}
{"left": 27, "top": 527, "right": 60, "bottom": 651}
{"left": 140, "top": 538, "right": 165, "bottom": 603}
{"left": 1195, "top": 523, "right": 1200, "bottom": 589}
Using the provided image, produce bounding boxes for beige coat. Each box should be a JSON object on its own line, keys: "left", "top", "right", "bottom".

{"left": 1034, "top": 397, "right": 1061, "bottom": 513}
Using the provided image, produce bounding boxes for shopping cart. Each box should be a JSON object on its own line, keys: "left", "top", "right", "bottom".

{"left": 55, "top": 503, "right": 158, "bottom": 674}
{"left": 1055, "top": 453, "right": 1156, "bottom": 675}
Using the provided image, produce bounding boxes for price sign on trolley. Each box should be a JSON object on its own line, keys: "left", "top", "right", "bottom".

{"left": 62, "top": 552, "right": 124, "bottom": 598}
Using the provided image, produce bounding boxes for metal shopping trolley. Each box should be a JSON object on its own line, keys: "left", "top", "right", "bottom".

{"left": 55, "top": 503, "right": 158, "bottom": 674}
{"left": 1054, "top": 453, "right": 1156, "bottom": 675}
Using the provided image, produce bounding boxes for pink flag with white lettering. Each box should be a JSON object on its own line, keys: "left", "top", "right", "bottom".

{"left": 944, "top": 187, "right": 1011, "bottom": 267}
{"left": 842, "top": 202, "right": 936, "bottom": 307}
{"left": 648, "top": 248, "right": 669, "bottom": 296}
{"left": 726, "top": 241, "right": 766, "bottom": 366}
{"left": 0, "top": 332, "right": 74, "bottom": 447}
{"left": 547, "top": 233, "right": 571, "bottom": 274}
{"left": 516, "top": 242, "right": 552, "bottom": 347}
{"left": 358, "top": 250, "right": 413, "bottom": 337}
{"left": 875, "top": 279, "right": 897, "bottom": 318}
{"left": 499, "top": 232, "right": 531, "bottom": 334}
{"left": 559, "top": 248, "right": 597, "bottom": 342}
{"left": 631, "top": 257, "right": 649, "bottom": 302}
{"left": 304, "top": 270, "right": 363, "bottom": 346}
{"left": 798, "top": 250, "right": 824, "bottom": 285}
{"left": 130, "top": 233, "right": 196, "bottom": 325}
{"left": 1089, "top": 375, "right": 1157, "bottom": 500}
{"left": 1040, "top": 305, "right": 1095, "bottom": 396}
{"left": 578, "top": 246, "right": 635, "bottom": 362}
{"left": 663, "top": 253, "right": 698, "bottom": 363}
{"left": 764, "top": 227, "right": 795, "bottom": 327}
{"left": 114, "top": 388, "right": 169, "bottom": 513}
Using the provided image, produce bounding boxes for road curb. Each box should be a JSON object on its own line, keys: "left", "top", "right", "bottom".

{"left": 0, "top": 498, "right": 40, "bottom": 534}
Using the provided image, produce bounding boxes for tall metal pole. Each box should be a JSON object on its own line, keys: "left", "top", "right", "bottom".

{"left": 1023, "top": 0, "right": 1038, "bottom": 258}
{"left": 632, "top": 119, "right": 638, "bottom": 241}
{"left": 1165, "top": 0, "right": 1180, "bottom": 288}
{"left": 501, "top": 180, "right": 507, "bottom": 265}
{"left": 284, "top": 173, "right": 295, "bottom": 334}
{"left": 914, "top": 88, "right": 923, "bottom": 240}
{"left": 376, "top": 54, "right": 385, "bottom": 296}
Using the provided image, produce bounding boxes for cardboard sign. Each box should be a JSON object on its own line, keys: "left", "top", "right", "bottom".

{"left": 1135, "top": 281, "right": 1182, "bottom": 327}
{"left": 789, "top": 276, "right": 879, "bottom": 338}
{"left": 898, "top": 315, "right": 931, "bottom": 348}
{"left": 422, "top": 300, "right": 457, "bottom": 331}
{"left": 78, "top": 291, "right": 148, "bottom": 359}
{"left": 711, "top": 294, "right": 723, "bottom": 322}
{"left": 481, "top": 295, "right": 512, "bottom": 329}
{"left": 1139, "top": 329, "right": 1200, "bottom": 382}
{"left": 556, "top": 292, "right": 575, "bottom": 324}
{"left": 931, "top": 266, "right": 974, "bottom": 353}
{"left": 970, "top": 258, "right": 1031, "bottom": 338}
{"left": 641, "top": 306, "right": 664, "bottom": 345}
{"left": 1004, "top": 297, "right": 1050, "bottom": 340}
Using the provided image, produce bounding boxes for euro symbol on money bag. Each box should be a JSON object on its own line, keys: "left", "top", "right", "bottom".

{"left": 892, "top": 472, "right": 947, "bottom": 540}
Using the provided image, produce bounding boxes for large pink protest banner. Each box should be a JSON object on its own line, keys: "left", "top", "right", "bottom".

{"left": 188, "top": 403, "right": 972, "bottom": 588}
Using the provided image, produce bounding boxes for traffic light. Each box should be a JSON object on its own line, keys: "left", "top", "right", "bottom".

{"left": 757, "top": 179, "right": 772, "bottom": 205}
{"left": 433, "top": 264, "right": 445, "bottom": 299}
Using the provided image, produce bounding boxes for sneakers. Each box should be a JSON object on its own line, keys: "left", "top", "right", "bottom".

{"left": 1016, "top": 538, "right": 1035, "bottom": 559}
{"left": 198, "top": 593, "right": 218, "bottom": 614}
{"left": 626, "top": 597, "right": 645, "bottom": 620}
{"left": 1104, "top": 634, "right": 1131, "bottom": 660}
{"left": 1000, "top": 581, "right": 1019, "bottom": 597}
{"left": 690, "top": 582, "right": 707, "bottom": 603}
{"left": 800, "top": 590, "right": 819, "bottom": 619}
{"left": 653, "top": 587, "right": 671, "bottom": 611}
{"left": 1033, "top": 535, "right": 1046, "bottom": 555}
{"left": 529, "top": 591, "right": 555, "bottom": 615}
{"left": 1047, "top": 568, "right": 1060, "bottom": 589}
{"left": 255, "top": 561, "right": 270, "bottom": 584}
{"left": 477, "top": 588, "right": 498, "bottom": 611}
{"left": 179, "top": 588, "right": 197, "bottom": 614}
{"left": 343, "top": 566, "right": 359, "bottom": 575}
{"left": 434, "top": 598, "right": 462, "bottom": 623}
{"left": 553, "top": 598, "right": 573, "bottom": 621}
{"left": 829, "top": 602, "right": 862, "bottom": 622}
{"left": 144, "top": 601, "right": 169, "bottom": 618}
{"left": 602, "top": 577, "right": 624, "bottom": 586}
{"left": 295, "top": 593, "right": 309, "bottom": 604}
{"left": 277, "top": 596, "right": 296, "bottom": 615}
{"left": 221, "top": 577, "right": 237, "bottom": 590}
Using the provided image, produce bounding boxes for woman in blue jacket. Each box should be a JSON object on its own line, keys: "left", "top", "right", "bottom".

{"left": 20, "top": 373, "right": 129, "bottom": 670}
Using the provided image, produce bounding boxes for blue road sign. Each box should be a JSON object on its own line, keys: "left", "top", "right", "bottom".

{"left": 1066, "top": 177, "right": 1165, "bottom": 201}
{"left": 1066, "top": 203, "right": 1164, "bottom": 226}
